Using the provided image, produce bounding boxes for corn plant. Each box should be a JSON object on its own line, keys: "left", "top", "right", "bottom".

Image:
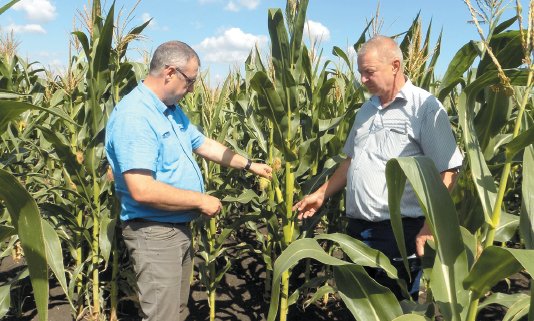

{"left": 30, "top": 1, "right": 148, "bottom": 319}
{"left": 268, "top": 1, "right": 534, "bottom": 321}
{"left": 181, "top": 72, "right": 269, "bottom": 321}
{"left": 246, "top": 1, "right": 369, "bottom": 319}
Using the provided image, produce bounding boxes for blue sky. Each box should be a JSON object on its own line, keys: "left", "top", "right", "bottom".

{"left": 1, "top": 0, "right": 521, "bottom": 86}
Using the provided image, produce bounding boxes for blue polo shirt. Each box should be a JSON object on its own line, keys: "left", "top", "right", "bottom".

{"left": 105, "top": 81, "right": 205, "bottom": 223}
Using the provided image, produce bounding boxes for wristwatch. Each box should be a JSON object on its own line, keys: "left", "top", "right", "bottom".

{"left": 243, "top": 159, "right": 252, "bottom": 171}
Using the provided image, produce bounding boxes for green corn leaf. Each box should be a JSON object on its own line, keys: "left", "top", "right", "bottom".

{"left": 0, "top": 225, "right": 15, "bottom": 242}
{"left": 520, "top": 144, "right": 534, "bottom": 249}
{"left": 386, "top": 157, "right": 469, "bottom": 321}
{"left": 505, "top": 126, "right": 534, "bottom": 162}
{"left": 0, "top": 100, "right": 75, "bottom": 133}
{"left": 437, "top": 41, "right": 478, "bottom": 101}
{"left": 457, "top": 92, "right": 496, "bottom": 225}
{"left": 72, "top": 31, "right": 91, "bottom": 61}
{"left": 0, "top": 169, "right": 48, "bottom": 321}
{"left": 99, "top": 213, "right": 116, "bottom": 266}
{"left": 463, "top": 247, "right": 534, "bottom": 299}
{"left": 494, "top": 211, "right": 520, "bottom": 243}
{"left": 268, "top": 8, "right": 290, "bottom": 87}
{"left": 316, "top": 233, "right": 400, "bottom": 280}
{"left": 475, "top": 89, "right": 512, "bottom": 152}
{"left": 41, "top": 219, "right": 73, "bottom": 308}
{"left": 478, "top": 292, "right": 530, "bottom": 310}
{"left": 250, "top": 71, "right": 297, "bottom": 161}
{"left": 0, "top": 268, "right": 29, "bottom": 319}
{"left": 0, "top": 0, "right": 20, "bottom": 15}
{"left": 334, "top": 265, "right": 403, "bottom": 321}
{"left": 392, "top": 315, "right": 430, "bottom": 321}
{"left": 502, "top": 296, "right": 530, "bottom": 321}
{"left": 267, "top": 238, "right": 352, "bottom": 321}
{"left": 421, "top": 28, "right": 442, "bottom": 90}
{"left": 288, "top": 0, "right": 308, "bottom": 66}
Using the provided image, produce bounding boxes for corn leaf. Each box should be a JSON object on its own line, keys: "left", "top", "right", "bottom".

{"left": 0, "top": 100, "right": 74, "bottom": 133}
{"left": 0, "top": 169, "right": 48, "bottom": 321}
{"left": 392, "top": 315, "right": 430, "bottom": 321}
{"left": 437, "top": 41, "right": 478, "bottom": 101}
{"left": 464, "top": 247, "right": 534, "bottom": 299}
{"left": 41, "top": 219, "right": 72, "bottom": 308}
{"left": 520, "top": 144, "right": 534, "bottom": 249}
{"left": 334, "top": 265, "right": 403, "bottom": 321}
{"left": 0, "top": 268, "right": 29, "bottom": 319}
{"left": 505, "top": 126, "right": 534, "bottom": 162}
{"left": 386, "top": 157, "right": 469, "bottom": 321}
{"left": 478, "top": 292, "right": 529, "bottom": 310}
{"left": 267, "top": 238, "right": 352, "bottom": 321}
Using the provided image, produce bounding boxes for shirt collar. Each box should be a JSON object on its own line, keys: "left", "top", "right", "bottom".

{"left": 370, "top": 77, "right": 413, "bottom": 110}
{"left": 138, "top": 80, "right": 177, "bottom": 115}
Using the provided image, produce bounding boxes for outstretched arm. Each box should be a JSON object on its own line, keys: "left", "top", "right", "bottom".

{"left": 293, "top": 158, "right": 351, "bottom": 219}
{"left": 194, "top": 138, "right": 272, "bottom": 179}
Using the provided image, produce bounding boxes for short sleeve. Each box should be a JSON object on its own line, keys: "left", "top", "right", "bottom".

{"left": 189, "top": 123, "right": 205, "bottom": 150}
{"left": 110, "top": 114, "right": 159, "bottom": 173}
{"left": 420, "top": 100, "right": 463, "bottom": 172}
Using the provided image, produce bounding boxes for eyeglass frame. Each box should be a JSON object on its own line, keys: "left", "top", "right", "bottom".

{"left": 166, "top": 65, "right": 197, "bottom": 86}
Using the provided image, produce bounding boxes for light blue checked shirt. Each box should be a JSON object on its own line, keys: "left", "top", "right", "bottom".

{"left": 105, "top": 81, "right": 205, "bottom": 223}
{"left": 343, "top": 79, "right": 463, "bottom": 221}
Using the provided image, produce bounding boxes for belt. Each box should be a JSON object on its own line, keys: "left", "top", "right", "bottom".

{"left": 127, "top": 218, "right": 188, "bottom": 225}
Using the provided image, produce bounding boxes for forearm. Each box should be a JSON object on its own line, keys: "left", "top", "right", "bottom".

{"left": 315, "top": 158, "right": 351, "bottom": 198}
{"left": 195, "top": 138, "right": 248, "bottom": 169}
{"left": 124, "top": 170, "right": 205, "bottom": 211}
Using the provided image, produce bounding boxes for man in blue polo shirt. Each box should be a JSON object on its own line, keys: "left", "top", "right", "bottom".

{"left": 105, "top": 41, "right": 272, "bottom": 321}
{"left": 293, "top": 35, "right": 463, "bottom": 300}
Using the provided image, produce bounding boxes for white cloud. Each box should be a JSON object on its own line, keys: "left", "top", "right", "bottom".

{"left": 304, "top": 20, "right": 330, "bottom": 42}
{"left": 347, "top": 46, "right": 356, "bottom": 58}
{"left": 6, "top": 23, "right": 46, "bottom": 34}
{"left": 224, "top": 0, "right": 260, "bottom": 12}
{"left": 141, "top": 12, "right": 157, "bottom": 28}
{"left": 140, "top": 13, "right": 169, "bottom": 31}
{"left": 13, "top": 0, "right": 57, "bottom": 22}
{"left": 225, "top": 1, "right": 239, "bottom": 12}
{"left": 195, "top": 27, "right": 268, "bottom": 64}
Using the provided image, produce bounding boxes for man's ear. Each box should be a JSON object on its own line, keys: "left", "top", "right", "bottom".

{"left": 163, "top": 66, "right": 174, "bottom": 80}
{"left": 392, "top": 59, "right": 401, "bottom": 74}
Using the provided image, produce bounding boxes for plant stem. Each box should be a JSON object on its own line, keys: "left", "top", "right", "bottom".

{"left": 484, "top": 70, "right": 533, "bottom": 248}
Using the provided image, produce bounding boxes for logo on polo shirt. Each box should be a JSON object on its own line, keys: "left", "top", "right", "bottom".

{"left": 162, "top": 131, "right": 170, "bottom": 138}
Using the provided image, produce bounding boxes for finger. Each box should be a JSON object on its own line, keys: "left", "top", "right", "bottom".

{"left": 303, "top": 208, "right": 316, "bottom": 218}
{"left": 292, "top": 201, "right": 302, "bottom": 211}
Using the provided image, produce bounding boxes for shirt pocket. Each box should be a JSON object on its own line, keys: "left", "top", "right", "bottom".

{"left": 158, "top": 128, "right": 181, "bottom": 168}
{"left": 379, "top": 123, "right": 417, "bottom": 159}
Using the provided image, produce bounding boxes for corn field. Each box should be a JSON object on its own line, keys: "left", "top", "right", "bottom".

{"left": 1, "top": 0, "right": 534, "bottom": 320}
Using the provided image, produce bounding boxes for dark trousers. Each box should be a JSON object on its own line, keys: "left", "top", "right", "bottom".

{"left": 346, "top": 217, "right": 425, "bottom": 300}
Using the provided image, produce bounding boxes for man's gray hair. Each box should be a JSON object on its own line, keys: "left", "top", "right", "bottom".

{"left": 358, "top": 35, "right": 403, "bottom": 65}
{"left": 149, "top": 41, "right": 200, "bottom": 75}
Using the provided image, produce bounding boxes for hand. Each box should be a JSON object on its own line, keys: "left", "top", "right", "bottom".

{"left": 293, "top": 192, "right": 325, "bottom": 220}
{"left": 249, "top": 162, "right": 273, "bottom": 180}
{"left": 199, "top": 194, "right": 222, "bottom": 217}
{"left": 415, "top": 222, "right": 433, "bottom": 257}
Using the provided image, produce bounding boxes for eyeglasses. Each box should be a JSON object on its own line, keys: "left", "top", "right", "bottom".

{"left": 168, "top": 65, "right": 197, "bottom": 86}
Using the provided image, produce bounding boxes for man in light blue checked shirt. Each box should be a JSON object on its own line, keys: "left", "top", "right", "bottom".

{"left": 293, "top": 35, "right": 463, "bottom": 300}
{"left": 105, "top": 41, "right": 272, "bottom": 321}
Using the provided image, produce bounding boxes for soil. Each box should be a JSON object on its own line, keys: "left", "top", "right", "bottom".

{"left": 1, "top": 238, "right": 531, "bottom": 321}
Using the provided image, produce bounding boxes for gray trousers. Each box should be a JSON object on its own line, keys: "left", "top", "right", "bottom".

{"left": 122, "top": 220, "right": 192, "bottom": 321}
